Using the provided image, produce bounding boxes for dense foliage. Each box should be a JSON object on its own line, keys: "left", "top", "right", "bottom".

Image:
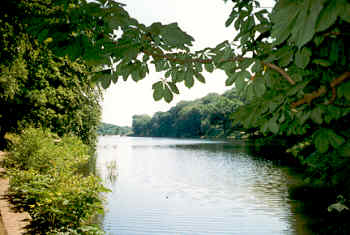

{"left": 1, "top": 1, "right": 108, "bottom": 233}
{"left": 97, "top": 122, "right": 132, "bottom": 136}
{"left": 4, "top": 128, "right": 108, "bottom": 234}
{"left": 132, "top": 89, "right": 244, "bottom": 138}
{"left": 0, "top": 0, "right": 103, "bottom": 148}
{"left": 225, "top": 0, "right": 350, "bottom": 184}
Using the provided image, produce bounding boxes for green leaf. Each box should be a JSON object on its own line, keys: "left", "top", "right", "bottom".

{"left": 175, "top": 70, "right": 185, "bottom": 82}
{"left": 95, "top": 69, "right": 113, "bottom": 89}
{"left": 163, "top": 85, "right": 173, "bottom": 103}
{"left": 131, "top": 70, "right": 140, "bottom": 81}
{"left": 253, "top": 78, "right": 266, "bottom": 97}
{"left": 239, "top": 70, "right": 251, "bottom": 80}
{"left": 341, "top": 82, "right": 350, "bottom": 100}
{"left": 215, "top": 41, "right": 228, "bottom": 50}
{"left": 184, "top": 71, "right": 194, "bottom": 88}
{"left": 314, "top": 129, "right": 330, "bottom": 153}
{"left": 246, "top": 84, "right": 254, "bottom": 100}
{"left": 111, "top": 74, "right": 119, "bottom": 84}
{"left": 232, "top": 71, "right": 250, "bottom": 91}
{"left": 225, "top": 17, "right": 235, "bottom": 27}
{"left": 313, "top": 35, "right": 325, "bottom": 47}
{"left": 165, "top": 70, "right": 171, "bottom": 78}
{"left": 328, "top": 130, "right": 345, "bottom": 148}
{"left": 310, "top": 106, "right": 323, "bottom": 124}
{"left": 204, "top": 63, "right": 214, "bottom": 73}
{"left": 251, "top": 61, "right": 263, "bottom": 73}
{"left": 255, "top": 9, "right": 269, "bottom": 23}
{"left": 271, "top": 1, "right": 300, "bottom": 45}
{"left": 195, "top": 62, "right": 203, "bottom": 72}
{"left": 239, "top": 58, "right": 254, "bottom": 70}
{"left": 338, "top": 142, "right": 350, "bottom": 157}
{"left": 268, "top": 119, "right": 279, "bottom": 134}
{"left": 312, "top": 59, "right": 332, "bottom": 67}
{"left": 149, "top": 22, "right": 162, "bottom": 35}
{"left": 160, "top": 23, "right": 194, "bottom": 48}
{"left": 235, "top": 76, "right": 246, "bottom": 92}
{"left": 38, "top": 29, "right": 49, "bottom": 42}
{"left": 142, "top": 54, "right": 149, "bottom": 62}
{"left": 279, "top": 113, "right": 285, "bottom": 123}
{"left": 123, "top": 47, "right": 139, "bottom": 61}
{"left": 288, "top": 0, "right": 324, "bottom": 47}
{"left": 153, "top": 88, "right": 163, "bottom": 101}
{"left": 339, "top": 1, "right": 350, "bottom": 22}
{"left": 277, "top": 47, "right": 294, "bottom": 67}
{"left": 287, "top": 81, "right": 309, "bottom": 96}
{"left": 226, "top": 73, "right": 237, "bottom": 86}
{"left": 295, "top": 47, "right": 312, "bottom": 69}
{"left": 194, "top": 72, "right": 205, "bottom": 83}
{"left": 100, "top": 75, "right": 112, "bottom": 89}
{"left": 152, "top": 81, "right": 164, "bottom": 101}
{"left": 168, "top": 82, "right": 179, "bottom": 94}
{"left": 316, "top": 0, "right": 341, "bottom": 32}
{"left": 298, "top": 111, "right": 311, "bottom": 125}
{"left": 152, "top": 81, "right": 163, "bottom": 90}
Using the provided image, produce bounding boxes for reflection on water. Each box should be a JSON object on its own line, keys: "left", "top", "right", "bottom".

{"left": 97, "top": 136, "right": 311, "bottom": 235}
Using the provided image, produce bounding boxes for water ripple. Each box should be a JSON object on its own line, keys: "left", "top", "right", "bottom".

{"left": 97, "top": 136, "right": 310, "bottom": 235}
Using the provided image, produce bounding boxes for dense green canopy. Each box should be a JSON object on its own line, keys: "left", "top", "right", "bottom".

{"left": 132, "top": 89, "right": 244, "bottom": 138}
{"left": 0, "top": 0, "right": 103, "bottom": 147}
{"left": 97, "top": 122, "right": 131, "bottom": 136}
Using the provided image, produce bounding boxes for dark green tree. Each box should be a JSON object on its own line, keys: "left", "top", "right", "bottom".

{"left": 97, "top": 122, "right": 132, "bottom": 136}
{"left": 132, "top": 114, "right": 152, "bottom": 136}
{"left": 0, "top": 0, "right": 104, "bottom": 147}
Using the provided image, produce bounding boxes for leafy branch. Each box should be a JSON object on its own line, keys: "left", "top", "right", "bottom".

{"left": 291, "top": 72, "right": 350, "bottom": 108}
{"left": 142, "top": 45, "right": 295, "bottom": 85}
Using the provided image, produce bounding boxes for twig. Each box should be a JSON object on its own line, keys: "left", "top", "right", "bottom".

{"left": 291, "top": 86, "right": 327, "bottom": 108}
{"left": 143, "top": 48, "right": 295, "bottom": 85}
{"left": 291, "top": 72, "right": 350, "bottom": 108}
{"left": 262, "top": 62, "right": 296, "bottom": 85}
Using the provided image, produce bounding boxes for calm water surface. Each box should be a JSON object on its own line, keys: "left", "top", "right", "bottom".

{"left": 97, "top": 136, "right": 310, "bottom": 235}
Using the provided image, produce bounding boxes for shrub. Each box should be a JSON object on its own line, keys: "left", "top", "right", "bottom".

{"left": 5, "top": 128, "right": 89, "bottom": 174}
{"left": 5, "top": 128, "right": 108, "bottom": 234}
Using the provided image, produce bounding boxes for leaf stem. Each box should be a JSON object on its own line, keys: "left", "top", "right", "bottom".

{"left": 262, "top": 62, "right": 296, "bottom": 85}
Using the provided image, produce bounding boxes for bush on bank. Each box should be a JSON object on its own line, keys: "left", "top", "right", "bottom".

{"left": 4, "top": 128, "right": 108, "bottom": 234}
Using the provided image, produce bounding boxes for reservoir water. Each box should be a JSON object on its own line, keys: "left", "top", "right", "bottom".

{"left": 97, "top": 136, "right": 311, "bottom": 235}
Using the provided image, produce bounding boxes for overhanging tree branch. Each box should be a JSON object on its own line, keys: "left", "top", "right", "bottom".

{"left": 142, "top": 47, "right": 295, "bottom": 85}
{"left": 291, "top": 72, "right": 350, "bottom": 108}
{"left": 262, "top": 62, "right": 296, "bottom": 85}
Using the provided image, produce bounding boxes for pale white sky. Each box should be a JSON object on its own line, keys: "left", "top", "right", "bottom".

{"left": 101, "top": 0, "right": 273, "bottom": 126}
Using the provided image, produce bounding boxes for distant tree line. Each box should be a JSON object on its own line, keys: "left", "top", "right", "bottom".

{"left": 132, "top": 89, "right": 244, "bottom": 138}
{"left": 97, "top": 122, "right": 132, "bottom": 136}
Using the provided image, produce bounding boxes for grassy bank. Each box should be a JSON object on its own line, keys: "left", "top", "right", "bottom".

{"left": 3, "top": 128, "right": 108, "bottom": 234}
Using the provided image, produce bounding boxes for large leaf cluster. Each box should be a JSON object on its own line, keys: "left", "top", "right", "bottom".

{"left": 0, "top": 2, "right": 102, "bottom": 147}
{"left": 224, "top": 0, "right": 350, "bottom": 187}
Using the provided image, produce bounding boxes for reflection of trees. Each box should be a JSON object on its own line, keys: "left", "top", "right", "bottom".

{"left": 171, "top": 142, "right": 313, "bottom": 233}
{"left": 98, "top": 138, "right": 313, "bottom": 234}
